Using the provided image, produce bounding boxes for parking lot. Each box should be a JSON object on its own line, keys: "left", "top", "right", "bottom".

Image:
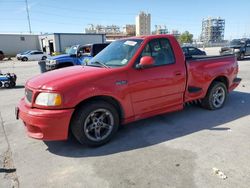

{"left": 0, "top": 49, "right": 250, "bottom": 188}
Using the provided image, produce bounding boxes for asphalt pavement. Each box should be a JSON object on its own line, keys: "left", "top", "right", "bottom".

{"left": 0, "top": 51, "right": 250, "bottom": 188}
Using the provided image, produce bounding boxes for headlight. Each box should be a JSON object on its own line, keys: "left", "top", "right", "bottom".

{"left": 49, "top": 60, "right": 57, "bottom": 65}
{"left": 234, "top": 49, "right": 240, "bottom": 53}
{"left": 35, "top": 92, "right": 62, "bottom": 106}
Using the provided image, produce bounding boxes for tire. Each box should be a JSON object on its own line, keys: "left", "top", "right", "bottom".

{"left": 237, "top": 52, "right": 244, "bottom": 60}
{"left": 10, "top": 81, "right": 16, "bottom": 87}
{"left": 41, "top": 56, "right": 47, "bottom": 60}
{"left": 71, "top": 101, "right": 120, "bottom": 146}
{"left": 0, "top": 82, "right": 2, "bottom": 88}
{"left": 22, "top": 57, "right": 28, "bottom": 61}
{"left": 4, "top": 82, "right": 11, "bottom": 88}
{"left": 201, "top": 81, "right": 227, "bottom": 110}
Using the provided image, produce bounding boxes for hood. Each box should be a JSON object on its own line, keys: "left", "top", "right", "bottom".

{"left": 27, "top": 66, "right": 111, "bottom": 90}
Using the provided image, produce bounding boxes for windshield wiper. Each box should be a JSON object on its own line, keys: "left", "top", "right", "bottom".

{"left": 87, "top": 61, "right": 110, "bottom": 68}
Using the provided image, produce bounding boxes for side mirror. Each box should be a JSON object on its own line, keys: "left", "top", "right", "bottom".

{"left": 136, "top": 56, "right": 154, "bottom": 69}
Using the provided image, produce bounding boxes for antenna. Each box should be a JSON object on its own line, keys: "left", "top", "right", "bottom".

{"left": 25, "top": 0, "right": 32, "bottom": 33}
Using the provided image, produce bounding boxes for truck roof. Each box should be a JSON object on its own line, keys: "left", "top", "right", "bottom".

{"left": 119, "top": 34, "right": 176, "bottom": 41}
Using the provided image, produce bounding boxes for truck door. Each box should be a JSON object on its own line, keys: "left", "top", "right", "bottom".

{"left": 128, "top": 38, "right": 186, "bottom": 116}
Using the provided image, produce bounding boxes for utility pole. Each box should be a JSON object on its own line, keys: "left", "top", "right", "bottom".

{"left": 25, "top": 0, "right": 32, "bottom": 33}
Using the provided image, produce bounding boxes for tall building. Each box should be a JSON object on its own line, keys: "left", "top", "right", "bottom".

{"left": 135, "top": 11, "right": 151, "bottom": 36}
{"left": 201, "top": 17, "right": 225, "bottom": 43}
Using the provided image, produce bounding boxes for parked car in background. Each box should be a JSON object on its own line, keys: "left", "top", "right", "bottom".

{"left": 19, "top": 50, "right": 48, "bottom": 61}
{"left": 16, "top": 50, "right": 31, "bottom": 60}
{"left": 0, "top": 50, "right": 5, "bottom": 60}
{"left": 182, "top": 46, "right": 206, "bottom": 57}
{"left": 46, "top": 43, "right": 110, "bottom": 71}
{"left": 220, "top": 39, "right": 250, "bottom": 60}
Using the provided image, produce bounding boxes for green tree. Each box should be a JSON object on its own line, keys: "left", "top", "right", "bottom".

{"left": 179, "top": 31, "right": 193, "bottom": 44}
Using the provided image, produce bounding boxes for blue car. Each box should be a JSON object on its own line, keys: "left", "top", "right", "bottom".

{"left": 46, "top": 43, "right": 110, "bottom": 71}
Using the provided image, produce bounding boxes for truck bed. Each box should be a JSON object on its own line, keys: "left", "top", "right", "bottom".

{"left": 186, "top": 54, "right": 235, "bottom": 61}
{"left": 185, "top": 54, "right": 238, "bottom": 102}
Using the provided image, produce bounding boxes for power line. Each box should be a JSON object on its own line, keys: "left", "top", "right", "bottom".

{"left": 25, "top": 0, "right": 32, "bottom": 33}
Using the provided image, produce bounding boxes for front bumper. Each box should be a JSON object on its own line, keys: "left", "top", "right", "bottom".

{"left": 46, "top": 63, "right": 58, "bottom": 71}
{"left": 16, "top": 98, "right": 74, "bottom": 140}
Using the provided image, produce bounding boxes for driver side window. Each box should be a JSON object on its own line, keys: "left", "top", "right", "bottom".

{"left": 140, "top": 38, "right": 175, "bottom": 66}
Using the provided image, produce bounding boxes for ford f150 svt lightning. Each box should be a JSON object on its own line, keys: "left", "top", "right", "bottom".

{"left": 16, "top": 34, "right": 241, "bottom": 146}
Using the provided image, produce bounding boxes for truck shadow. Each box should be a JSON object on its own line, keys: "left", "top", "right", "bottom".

{"left": 44, "top": 90, "right": 250, "bottom": 157}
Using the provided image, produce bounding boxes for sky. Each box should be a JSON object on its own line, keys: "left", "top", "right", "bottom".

{"left": 0, "top": 0, "right": 250, "bottom": 40}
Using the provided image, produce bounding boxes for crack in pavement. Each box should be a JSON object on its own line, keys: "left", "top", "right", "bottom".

{"left": 0, "top": 112, "right": 19, "bottom": 188}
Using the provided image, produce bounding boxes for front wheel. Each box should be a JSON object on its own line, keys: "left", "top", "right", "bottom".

{"left": 201, "top": 82, "right": 227, "bottom": 110}
{"left": 71, "top": 101, "right": 119, "bottom": 146}
{"left": 4, "top": 82, "right": 11, "bottom": 88}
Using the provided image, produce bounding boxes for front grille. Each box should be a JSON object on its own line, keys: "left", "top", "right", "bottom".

{"left": 25, "top": 88, "right": 33, "bottom": 103}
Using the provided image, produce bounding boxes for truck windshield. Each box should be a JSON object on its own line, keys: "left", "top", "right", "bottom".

{"left": 87, "top": 39, "right": 143, "bottom": 68}
{"left": 67, "top": 45, "right": 78, "bottom": 55}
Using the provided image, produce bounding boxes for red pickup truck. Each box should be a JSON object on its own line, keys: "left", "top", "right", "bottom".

{"left": 16, "top": 34, "right": 241, "bottom": 146}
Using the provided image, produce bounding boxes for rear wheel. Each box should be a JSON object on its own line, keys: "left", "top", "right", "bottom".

{"left": 201, "top": 82, "right": 227, "bottom": 110}
{"left": 41, "top": 56, "right": 47, "bottom": 60}
{"left": 10, "top": 81, "right": 16, "bottom": 87}
{"left": 22, "top": 57, "right": 28, "bottom": 61}
{"left": 71, "top": 101, "right": 119, "bottom": 146}
{"left": 0, "top": 82, "right": 2, "bottom": 88}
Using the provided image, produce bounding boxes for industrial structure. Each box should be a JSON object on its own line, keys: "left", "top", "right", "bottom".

{"left": 153, "top": 25, "right": 169, "bottom": 34}
{"left": 171, "top": 30, "right": 181, "bottom": 38}
{"left": 123, "top": 24, "right": 136, "bottom": 36}
{"left": 85, "top": 24, "right": 121, "bottom": 34}
{"left": 135, "top": 11, "right": 151, "bottom": 36}
{"left": 201, "top": 17, "right": 225, "bottom": 43}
